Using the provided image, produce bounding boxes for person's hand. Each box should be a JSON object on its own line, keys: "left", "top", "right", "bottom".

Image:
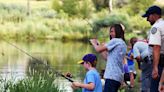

{"left": 130, "top": 53, "right": 134, "bottom": 59}
{"left": 71, "top": 84, "right": 79, "bottom": 89}
{"left": 152, "top": 66, "right": 159, "bottom": 79}
{"left": 90, "top": 39, "right": 99, "bottom": 45}
{"left": 130, "top": 84, "right": 134, "bottom": 88}
{"left": 159, "top": 83, "right": 164, "bottom": 92}
{"left": 71, "top": 82, "right": 81, "bottom": 89}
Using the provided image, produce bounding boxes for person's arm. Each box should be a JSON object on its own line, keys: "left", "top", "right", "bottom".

{"left": 126, "top": 53, "right": 134, "bottom": 60}
{"left": 90, "top": 39, "right": 107, "bottom": 53}
{"left": 72, "top": 82, "right": 95, "bottom": 90}
{"left": 135, "top": 56, "right": 141, "bottom": 70}
{"left": 159, "top": 69, "right": 164, "bottom": 92}
{"left": 135, "top": 56, "right": 141, "bottom": 61}
{"left": 100, "top": 51, "right": 107, "bottom": 60}
{"left": 133, "top": 44, "right": 141, "bottom": 69}
{"left": 99, "top": 42, "right": 108, "bottom": 60}
{"left": 148, "top": 27, "right": 161, "bottom": 79}
{"left": 152, "top": 45, "right": 160, "bottom": 79}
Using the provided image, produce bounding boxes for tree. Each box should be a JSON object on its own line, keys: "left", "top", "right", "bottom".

{"left": 127, "top": 0, "right": 155, "bottom": 15}
{"left": 92, "top": 0, "right": 108, "bottom": 11}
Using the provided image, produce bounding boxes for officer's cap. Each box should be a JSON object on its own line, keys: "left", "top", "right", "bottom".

{"left": 142, "top": 5, "right": 161, "bottom": 17}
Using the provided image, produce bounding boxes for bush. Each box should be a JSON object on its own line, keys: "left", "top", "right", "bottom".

{"left": 92, "top": 11, "right": 131, "bottom": 32}
{"left": 0, "top": 3, "right": 26, "bottom": 23}
{"left": 129, "top": 15, "right": 150, "bottom": 37}
{"left": 33, "top": 8, "right": 56, "bottom": 18}
{"left": 52, "top": 0, "right": 94, "bottom": 18}
{"left": 77, "top": 0, "right": 95, "bottom": 18}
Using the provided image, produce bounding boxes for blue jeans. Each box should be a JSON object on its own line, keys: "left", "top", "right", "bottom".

{"left": 150, "top": 66, "right": 163, "bottom": 92}
{"left": 141, "top": 61, "right": 152, "bottom": 92}
{"left": 103, "top": 79, "right": 121, "bottom": 92}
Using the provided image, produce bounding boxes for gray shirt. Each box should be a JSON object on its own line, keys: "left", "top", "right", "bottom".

{"left": 104, "top": 38, "right": 127, "bottom": 83}
{"left": 133, "top": 41, "right": 150, "bottom": 59}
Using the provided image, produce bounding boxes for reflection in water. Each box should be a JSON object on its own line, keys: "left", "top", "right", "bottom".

{"left": 26, "top": 57, "right": 49, "bottom": 76}
{"left": 0, "top": 40, "right": 104, "bottom": 92}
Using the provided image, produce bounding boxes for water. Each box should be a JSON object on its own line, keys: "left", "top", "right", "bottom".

{"left": 0, "top": 40, "right": 105, "bottom": 92}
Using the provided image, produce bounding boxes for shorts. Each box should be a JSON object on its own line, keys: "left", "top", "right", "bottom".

{"left": 128, "top": 64, "right": 136, "bottom": 73}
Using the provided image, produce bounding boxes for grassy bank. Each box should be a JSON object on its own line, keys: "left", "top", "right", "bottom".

{"left": 2, "top": 0, "right": 164, "bottom": 41}
{"left": 0, "top": 0, "right": 152, "bottom": 42}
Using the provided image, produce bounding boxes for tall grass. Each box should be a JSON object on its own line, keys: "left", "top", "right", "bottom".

{"left": 0, "top": 71, "right": 61, "bottom": 92}
{"left": 0, "top": 58, "right": 62, "bottom": 92}
{"left": 0, "top": 57, "right": 83, "bottom": 92}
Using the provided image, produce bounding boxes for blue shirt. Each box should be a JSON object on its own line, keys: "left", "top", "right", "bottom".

{"left": 83, "top": 69, "right": 102, "bottom": 92}
{"left": 104, "top": 38, "right": 127, "bottom": 83}
{"left": 127, "top": 49, "right": 134, "bottom": 66}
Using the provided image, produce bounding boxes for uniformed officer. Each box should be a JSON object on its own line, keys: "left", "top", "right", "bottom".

{"left": 142, "top": 5, "right": 164, "bottom": 92}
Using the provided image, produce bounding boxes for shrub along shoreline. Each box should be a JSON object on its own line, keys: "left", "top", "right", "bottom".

{"left": 0, "top": 2, "right": 152, "bottom": 42}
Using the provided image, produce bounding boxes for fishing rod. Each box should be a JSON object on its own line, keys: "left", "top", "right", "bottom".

{"left": 2, "top": 39, "right": 74, "bottom": 82}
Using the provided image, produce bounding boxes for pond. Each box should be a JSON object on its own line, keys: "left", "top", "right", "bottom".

{"left": 0, "top": 40, "right": 106, "bottom": 92}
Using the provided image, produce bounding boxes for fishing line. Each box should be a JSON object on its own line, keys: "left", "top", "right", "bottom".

{"left": 2, "top": 39, "right": 74, "bottom": 82}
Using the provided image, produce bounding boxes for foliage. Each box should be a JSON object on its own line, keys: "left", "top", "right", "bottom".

{"left": 129, "top": 15, "right": 150, "bottom": 38}
{"left": 51, "top": 0, "right": 62, "bottom": 12}
{"left": 52, "top": 0, "right": 94, "bottom": 18}
{"left": 91, "top": 0, "right": 108, "bottom": 10}
{"left": 36, "top": 0, "right": 46, "bottom": 1}
{"left": 0, "top": 66, "right": 61, "bottom": 92}
{"left": 62, "top": 0, "right": 78, "bottom": 16}
{"left": 52, "top": 0, "right": 78, "bottom": 17}
{"left": 160, "top": 6, "right": 164, "bottom": 15}
{"left": 114, "top": 0, "right": 129, "bottom": 8}
{"left": 0, "top": 3, "right": 26, "bottom": 23}
{"left": 77, "top": 0, "right": 95, "bottom": 18}
{"left": 90, "top": 9, "right": 151, "bottom": 40}
{"left": 126, "top": 0, "right": 155, "bottom": 15}
{"left": 91, "top": 0, "right": 129, "bottom": 11}
{"left": 92, "top": 11, "right": 131, "bottom": 33}
{"left": 0, "top": 0, "right": 163, "bottom": 41}
{"left": 33, "top": 8, "right": 57, "bottom": 18}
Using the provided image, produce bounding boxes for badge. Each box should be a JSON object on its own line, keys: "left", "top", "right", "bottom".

{"left": 151, "top": 27, "right": 157, "bottom": 34}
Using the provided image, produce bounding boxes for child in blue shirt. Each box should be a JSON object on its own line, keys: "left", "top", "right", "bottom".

{"left": 71, "top": 53, "right": 102, "bottom": 92}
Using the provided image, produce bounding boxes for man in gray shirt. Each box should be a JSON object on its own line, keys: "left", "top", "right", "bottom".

{"left": 132, "top": 37, "right": 152, "bottom": 92}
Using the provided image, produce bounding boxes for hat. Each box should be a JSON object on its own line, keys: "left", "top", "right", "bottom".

{"left": 77, "top": 53, "right": 97, "bottom": 64}
{"left": 142, "top": 5, "right": 161, "bottom": 17}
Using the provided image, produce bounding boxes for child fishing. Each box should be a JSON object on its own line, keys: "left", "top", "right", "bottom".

{"left": 71, "top": 53, "right": 102, "bottom": 92}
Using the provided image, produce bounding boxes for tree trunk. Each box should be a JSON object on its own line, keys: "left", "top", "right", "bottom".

{"left": 109, "top": 0, "right": 113, "bottom": 12}
{"left": 27, "top": 0, "right": 30, "bottom": 16}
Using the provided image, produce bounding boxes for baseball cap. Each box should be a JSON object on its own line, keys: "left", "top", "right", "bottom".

{"left": 77, "top": 53, "right": 97, "bottom": 64}
{"left": 142, "top": 5, "right": 161, "bottom": 17}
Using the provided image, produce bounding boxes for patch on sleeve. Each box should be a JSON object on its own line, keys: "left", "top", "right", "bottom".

{"left": 151, "top": 27, "right": 157, "bottom": 34}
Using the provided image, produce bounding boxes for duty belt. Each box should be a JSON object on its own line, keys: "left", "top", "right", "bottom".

{"left": 143, "top": 55, "right": 152, "bottom": 64}
{"left": 159, "top": 54, "right": 164, "bottom": 67}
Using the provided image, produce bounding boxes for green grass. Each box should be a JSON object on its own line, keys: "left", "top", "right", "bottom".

{"left": 0, "top": 71, "right": 61, "bottom": 92}
{"left": 0, "top": 0, "right": 50, "bottom": 9}
{"left": 0, "top": 0, "right": 162, "bottom": 42}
